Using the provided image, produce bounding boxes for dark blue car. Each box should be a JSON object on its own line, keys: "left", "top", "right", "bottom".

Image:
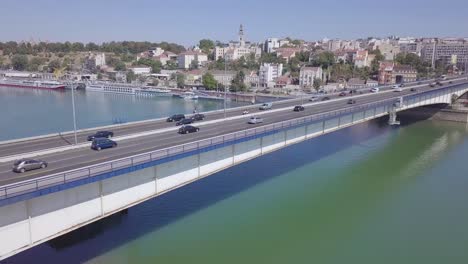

{"left": 91, "top": 138, "right": 117, "bottom": 151}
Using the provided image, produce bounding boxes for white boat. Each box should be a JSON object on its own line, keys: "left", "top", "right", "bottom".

{"left": 181, "top": 92, "right": 199, "bottom": 100}
{"left": 0, "top": 78, "right": 65, "bottom": 90}
{"left": 86, "top": 82, "right": 171, "bottom": 96}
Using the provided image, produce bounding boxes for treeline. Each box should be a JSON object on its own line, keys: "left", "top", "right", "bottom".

{"left": 0, "top": 41, "right": 186, "bottom": 55}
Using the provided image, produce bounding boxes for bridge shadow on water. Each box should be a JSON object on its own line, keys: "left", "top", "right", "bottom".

{"left": 7, "top": 116, "right": 410, "bottom": 264}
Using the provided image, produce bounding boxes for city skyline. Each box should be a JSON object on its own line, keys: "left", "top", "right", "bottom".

{"left": 1, "top": 0, "right": 467, "bottom": 45}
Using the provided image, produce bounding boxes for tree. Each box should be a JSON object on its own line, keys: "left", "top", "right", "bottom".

{"left": 190, "top": 59, "right": 199, "bottom": 70}
{"left": 231, "top": 71, "right": 247, "bottom": 92}
{"left": 165, "top": 60, "right": 178, "bottom": 70}
{"left": 97, "top": 73, "right": 103, "bottom": 80}
{"left": 115, "top": 61, "right": 126, "bottom": 71}
{"left": 199, "top": 39, "right": 215, "bottom": 54}
{"left": 151, "top": 61, "right": 162, "bottom": 73}
{"left": 311, "top": 51, "right": 335, "bottom": 69}
{"left": 313, "top": 78, "right": 322, "bottom": 91}
{"left": 152, "top": 78, "right": 159, "bottom": 86}
{"left": 27, "top": 57, "right": 45, "bottom": 72}
{"left": 126, "top": 71, "right": 136, "bottom": 83}
{"left": 47, "top": 59, "right": 61, "bottom": 72}
{"left": 202, "top": 72, "right": 217, "bottom": 90}
{"left": 176, "top": 73, "right": 185, "bottom": 88}
{"left": 11, "top": 55, "right": 28, "bottom": 71}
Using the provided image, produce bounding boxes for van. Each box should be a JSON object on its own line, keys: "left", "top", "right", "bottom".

{"left": 259, "top": 102, "right": 273, "bottom": 110}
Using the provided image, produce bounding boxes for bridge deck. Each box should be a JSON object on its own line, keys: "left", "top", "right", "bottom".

{"left": 0, "top": 78, "right": 467, "bottom": 188}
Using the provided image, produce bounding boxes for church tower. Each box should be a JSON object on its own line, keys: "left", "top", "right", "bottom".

{"left": 239, "top": 24, "right": 245, "bottom": 47}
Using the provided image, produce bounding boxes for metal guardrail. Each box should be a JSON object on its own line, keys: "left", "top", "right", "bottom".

{"left": 0, "top": 97, "right": 397, "bottom": 201}
{"left": 1, "top": 81, "right": 468, "bottom": 202}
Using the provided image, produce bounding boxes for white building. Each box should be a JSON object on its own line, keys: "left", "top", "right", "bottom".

{"left": 215, "top": 25, "right": 262, "bottom": 61}
{"left": 265, "top": 38, "right": 280, "bottom": 53}
{"left": 299, "top": 67, "right": 323, "bottom": 87}
{"left": 129, "top": 66, "right": 151, "bottom": 75}
{"left": 354, "top": 50, "right": 370, "bottom": 68}
{"left": 95, "top": 53, "right": 106, "bottom": 67}
{"left": 177, "top": 51, "right": 208, "bottom": 69}
{"left": 259, "top": 63, "right": 283, "bottom": 87}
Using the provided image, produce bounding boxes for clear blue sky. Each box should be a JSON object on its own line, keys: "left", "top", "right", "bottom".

{"left": 1, "top": 0, "right": 467, "bottom": 46}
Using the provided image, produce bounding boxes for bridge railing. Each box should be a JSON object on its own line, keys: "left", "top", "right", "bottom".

{"left": 0, "top": 97, "right": 399, "bottom": 202}
{"left": 5, "top": 80, "right": 468, "bottom": 202}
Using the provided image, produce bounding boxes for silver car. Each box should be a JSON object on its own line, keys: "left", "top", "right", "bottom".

{"left": 248, "top": 116, "right": 263, "bottom": 124}
{"left": 13, "top": 159, "right": 48, "bottom": 173}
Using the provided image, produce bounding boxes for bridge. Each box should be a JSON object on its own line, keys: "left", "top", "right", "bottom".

{"left": 0, "top": 77, "right": 468, "bottom": 260}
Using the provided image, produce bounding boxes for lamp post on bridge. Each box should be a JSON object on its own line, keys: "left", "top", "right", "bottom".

{"left": 69, "top": 62, "right": 78, "bottom": 145}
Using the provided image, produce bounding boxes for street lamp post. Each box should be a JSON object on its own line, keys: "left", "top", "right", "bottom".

{"left": 224, "top": 55, "right": 227, "bottom": 119}
{"left": 70, "top": 63, "right": 78, "bottom": 145}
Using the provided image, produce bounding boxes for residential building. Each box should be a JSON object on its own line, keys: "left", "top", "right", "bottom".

{"left": 375, "top": 42, "right": 400, "bottom": 61}
{"left": 95, "top": 53, "right": 106, "bottom": 67}
{"left": 259, "top": 63, "right": 283, "bottom": 87}
{"left": 299, "top": 67, "right": 323, "bottom": 87}
{"left": 276, "top": 48, "right": 301, "bottom": 63}
{"left": 378, "top": 62, "right": 417, "bottom": 84}
{"left": 327, "top": 39, "right": 342, "bottom": 51}
{"left": 421, "top": 39, "right": 468, "bottom": 69}
{"left": 354, "top": 50, "right": 370, "bottom": 68}
{"left": 177, "top": 51, "right": 208, "bottom": 69}
{"left": 129, "top": 66, "right": 151, "bottom": 75}
{"left": 211, "top": 70, "right": 236, "bottom": 86}
{"left": 265, "top": 38, "right": 280, "bottom": 53}
{"left": 346, "top": 78, "right": 366, "bottom": 89}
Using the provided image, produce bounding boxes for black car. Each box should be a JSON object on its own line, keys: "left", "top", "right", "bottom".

{"left": 91, "top": 138, "right": 117, "bottom": 151}
{"left": 321, "top": 97, "right": 330, "bottom": 101}
{"left": 449, "top": 81, "right": 453, "bottom": 84}
{"left": 347, "top": 99, "right": 356, "bottom": 104}
{"left": 293, "top": 105, "right": 305, "bottom": 112}
{"left": 176, "top": 118, "right": 194, "bottom": 126}
{"left": 339, "top": 92, "right": 347, "bottom": 96}
{"left": 436, "top": 81, "right": 443, "bottom": 86}
{"left": 192, "top": 113, "right": 205, "bottom": 121}
{"left": 167, "top": 114, "right": 185, "bottom": 122}
{"left": 410, "top": 88, "right": 417, "bottom": 92}
{"left": 178, "top": 125, "right": 199, "bottom": 134}
{"left": 87, "top": 131, "right": 114, "bottom": 141}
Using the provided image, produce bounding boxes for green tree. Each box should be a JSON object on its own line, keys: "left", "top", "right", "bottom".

{"left": 199, "top": 39, "right": 215, "bottom": 54}
{"left": 202, "top": 72, "right": 217, "bottom": 90}
{"left": 231, "top": 71, "right": 246, "bottom": 92}
{"left": 190, "top": 59, "right": 199, "bottom": 70}
{"left": 27, "top": 57, "right": 45, "bottom": 72}
{"left": 126, "top": 71, "right": 136, "bottom": 83}
{"left": 151, "top": 61, "right": 162, "bottom": 73}
{"left": 11, "top": 55, "right": 28, "bottom": 71}
{"left": 311, "top": 51, "right": 335, "bottom": 69}
{"left": 97, "top": 73, "right": 103, "bottom": 80}
{"left": 48, "top": 59, "right": 61, "bottom": 72}
{"left": 176, "top": 73, "right": 185, "bottom": 88}
{"left": 115, "top": 61, "right": 126, "bottom": 71}
{"left": 313, "top": 78, "right": 322, "bottom": 91}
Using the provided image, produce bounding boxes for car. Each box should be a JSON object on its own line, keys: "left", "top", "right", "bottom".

{"left": 437, "top": 81, "right": 443, "bottom": 86}
{"left": 339, "top": 92, "right": 347, "bottom": 96}
{"left": 178, "top": 125, "right": 199, "bottom": 134}
{"left": 242, "top": 110, "right": 249, "bottom": 115}
{"left": 400, "top": 83, "right": 405, "bottom": 87}
{"left": 248, "top": 116, "right": 263, "bottom": 124}
{"left": 293, "top": 105, "right": 305, "bottom": 112}
{"left": 449, "top": 81, "right": 453, "bottom": 84}
{"left": 417, "top": 81, "right": 422, "bottom": 85}
{"left": 410, "top": 88, "right": 418, "bottom": 92}
{"left": 393, "top": 87, "right": 403, "bottom": 92}
{"left": 349, "top": 90, "right": 358, "bottom": 95}
{"left": 321, "top": 96, "right": 330, "bottom": 101}
{"left": 87, "top": 131, "right": 114, "bottom": 141}
{"left": 259, "top": 102, "right": 273, "bottom": 110}
{"left": 370, "top": 88, "right": 380, "bottom": 93}
{"left": 430, "top": 82, "right": 436, "bottom": 87}
{"left": 176, "top": 118, "right": 194, "bottom": 126}
{"left": 166, "top": 114, "right": 185, "bottom": 122}
{"left": 12, "top": 159, "right": 48, "bottom": 173}
{"left": 91, "top": 138, "right": 117, "bottom": 151}
{"left": 347, "top": 99, "right": 356, "bottom": 104}
{"left": 191, "top": 113, "right": 205, "bottom": 121}
{"left": 309, "top": 95, "right": 319, "bottom": 101}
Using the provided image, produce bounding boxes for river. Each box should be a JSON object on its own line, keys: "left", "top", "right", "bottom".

{"left": 0, "top": 87, "right": 246, "bottom": 141}
{"left": 5, "top": 116, "right": 468, "bottom": 263}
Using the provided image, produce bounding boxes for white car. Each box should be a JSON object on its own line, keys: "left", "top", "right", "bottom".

{"left": 309, "top": 95, "right": 319, "bottom": 101}
{"left": 248, "top": 116, "right": 263, "bottom": 124}
{"left": 393, "top": 86, "right": 403, "bottom": 92}
{"left": 242, "top": 110, "right": 249, "bottom": 115}
{"left": 370, "top": 87, "right": 380, "bottom": 93}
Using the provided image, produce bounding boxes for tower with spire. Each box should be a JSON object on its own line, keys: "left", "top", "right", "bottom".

{"left": 239, "top": 24, "right": 245, "bottom": 47}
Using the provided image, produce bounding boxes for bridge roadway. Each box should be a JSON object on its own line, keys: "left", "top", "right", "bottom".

{"left": 0, "top": 78, "right": 466, "bottom": 186}
{"left": 0, "top": 79, "right": 441, "bottom": 157}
